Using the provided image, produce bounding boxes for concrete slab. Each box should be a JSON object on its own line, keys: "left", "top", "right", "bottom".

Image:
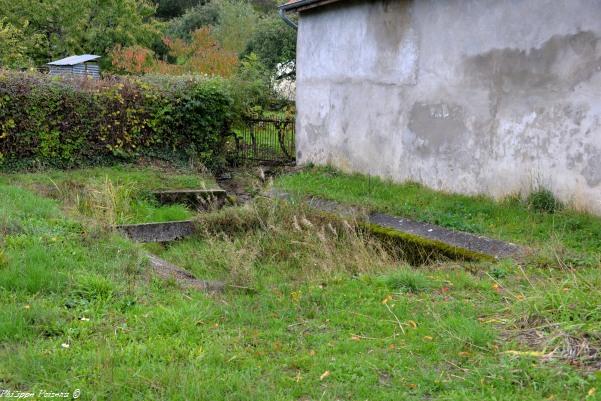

{"left": 152, "top": 189, "right": 227, "bottom": 210}
{"left": 147, "top": 254, "right": 225, "bottom": 292}
{"left": 269, "top": 190, "right": 524, "bottom": 260}
{"left": 116, "top": 220, "right": 196, "bottom": 243}
{"left": 368, "top": 213, "right": 523, "bottom": 260}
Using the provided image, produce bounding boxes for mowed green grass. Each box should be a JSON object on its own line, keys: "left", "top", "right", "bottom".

{"left": 1, "top": 169, "right": 601, "bottom": 400}
{"left": 276, "top": 166, "right": 601, "bottom": 258}
{"left": 3, "top": 166, "right": 217, "bottom": 224}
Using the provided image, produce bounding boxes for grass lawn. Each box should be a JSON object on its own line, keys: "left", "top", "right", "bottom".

{"left": 276, "top": 166, "right": 601, "bottom": 259}
{"left": 1, "top": 166, "right": 601, "bottom": 400}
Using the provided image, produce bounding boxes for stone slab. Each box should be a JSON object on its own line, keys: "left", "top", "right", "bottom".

{"left": 368, "top": 213, "right": 523, "bottom": 260}
{"left": 269, "top": 190, "right": 524, "bottom": 260}
{"left": 116, "top": 220, "right": 196, "bottom": 243}
{"left": 147, "top": 254, "right": 224, "bottom": 292}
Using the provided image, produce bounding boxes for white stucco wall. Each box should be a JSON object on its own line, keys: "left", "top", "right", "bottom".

{"left": 295, "top": 0, "right": 601, "bottom": 213}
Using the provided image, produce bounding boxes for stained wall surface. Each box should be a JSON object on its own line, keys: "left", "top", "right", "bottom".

{"left": 295, "top": 0, "right": 601, "bottom": 212}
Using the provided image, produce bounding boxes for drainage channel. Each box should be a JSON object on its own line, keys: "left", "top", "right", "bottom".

{"left": 117, "top": 188, "right": 231, "bottom": 292}
{"left": 276, "top": 192, "right": 525, "bottom": 262}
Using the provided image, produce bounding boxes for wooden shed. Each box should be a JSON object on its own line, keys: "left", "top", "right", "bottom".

{"left": 47, "top": 55, "right": 101, "bottom": 79}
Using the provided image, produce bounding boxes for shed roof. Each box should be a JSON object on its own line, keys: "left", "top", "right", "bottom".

{"left": 280, "top": 0, "right": 343, "bottom": 12}
{"left": 48, "top": 54, "right": 101, "bottom": 66}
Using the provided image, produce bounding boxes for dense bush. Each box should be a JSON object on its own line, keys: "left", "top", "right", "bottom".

{"left": 0, "top": 71, "right": 235, "bottom": 170}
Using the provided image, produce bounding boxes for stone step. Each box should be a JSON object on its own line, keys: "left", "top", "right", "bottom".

{"left": 152, "top": 189, "right": 227, "bottom": 210}
{"left": 117, "top": 220, "right": 196, "bottom": 243}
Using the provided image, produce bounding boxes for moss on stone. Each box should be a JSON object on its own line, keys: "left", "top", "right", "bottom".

{"left": 362, "top": 223, "right": 494, "bottom": 265}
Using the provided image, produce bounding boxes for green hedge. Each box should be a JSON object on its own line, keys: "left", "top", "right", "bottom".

{"left": 0, "top": 71, "right": 235, "bottom": 170}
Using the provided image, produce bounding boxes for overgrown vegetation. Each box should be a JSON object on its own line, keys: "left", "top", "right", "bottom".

{"left": 0, "top": 71, "right": 236, "bottom": 170}
{"left": 276, "top": 167, "right": 601, "bottom": 264}
{"left": 2, "top": 166, "right": 601, "bottom": 400}
{"left": 527, "top": 188, "right": 563, "bottom": 214}
{"left": 5, "top": 165, "right": 215, "bottom": 225}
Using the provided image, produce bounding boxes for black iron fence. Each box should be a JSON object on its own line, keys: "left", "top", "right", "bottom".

{"left": 235, "top": 117, "right": 295, "bottom": 163}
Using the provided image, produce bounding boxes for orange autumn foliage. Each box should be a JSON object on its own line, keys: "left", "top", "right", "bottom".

{"left": 111, "top": 28, "right": 238, "bottom": 77}
{"left": 111, "top": 45, "right": 156, "bottom": 74}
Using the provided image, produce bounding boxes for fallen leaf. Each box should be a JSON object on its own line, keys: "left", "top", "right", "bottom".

{"left": 320, "top": 370, "right": 331, "bottom": 380}
{"left": 406, "top": 320, "right": 417, "bottom": 329}
{"left": 588, "top": 388, "right": 596, "bottom": 397}
{"left": 503, "top": 350, "right": 545, "bottom": 357}
{"left": 423, "top": 336, "right": 433, "bottom": 341}
{"left": 351, "top": 335, "right": 361, "bottom": 341}
{"left": 458, "top": 351, "right": 470, "bottom": 357}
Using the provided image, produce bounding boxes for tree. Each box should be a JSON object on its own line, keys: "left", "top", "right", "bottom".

{"left": 0, "top": 19, "right": 42, "bottom": 69}
{"left": 110, "top": 45, "right": 156, "bottom": 74}
{"left": 248, "top": 0, "right": 278, "bottom": 13}
{"left": 166, "top": 1, "right": 221, "bottom": 40}
{"left": 111, "top": 27, "right": 238, "bottom": 77}
{"left": 159, "top": 27, "right": 238, "bottom": 76}
{"left": 242, "top": 15, "right": 296, "bottom": 75}
{"left": 211, "top": 0, "right": 258, "bottom": 53}
{"left": 0, "top": 0, "right": 161, "bottom": 67}
{"left": 152, "top": 0, "right": 205, "bottom": 19}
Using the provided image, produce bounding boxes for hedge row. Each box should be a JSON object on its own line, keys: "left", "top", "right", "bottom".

{"left": 0, "top": 71, "right": 236, "bottom": 170}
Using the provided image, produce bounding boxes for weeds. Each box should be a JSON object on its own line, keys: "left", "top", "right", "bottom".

{"left": 527, "top": 188, "right": 563, "bottom": 214}
{"left": 380, "top": 269, "right": 433, "bottom": 293}
{"left": 3, "top": 166, "right": 601, "bottom": 400}
{"left": 0, "top": 248, "right": 7, "bottom": 268}
{"left": 276, "top": 166, "right": 601, "bottom": 256}
{"left": 153, "top": 199, "right": 395, "bottom": 287}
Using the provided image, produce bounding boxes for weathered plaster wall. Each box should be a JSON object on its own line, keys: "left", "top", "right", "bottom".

{"left": 295, "top": 0, "right": 601, "bottom": 212}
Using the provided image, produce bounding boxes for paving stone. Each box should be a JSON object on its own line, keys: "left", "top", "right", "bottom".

{"left": 116, "top": 220, "right": 196, "bottom": 243}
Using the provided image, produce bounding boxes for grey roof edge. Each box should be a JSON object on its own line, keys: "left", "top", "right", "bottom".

{"left": 48, "top": 54, "right": 101, "bottom": 66}
{"left": 279, "top": 0, "right": 343, "bottom": 12}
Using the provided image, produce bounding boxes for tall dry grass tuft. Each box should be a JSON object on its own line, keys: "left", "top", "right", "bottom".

{"left": 194, "top": 199, "right": 397, "bottom": 286}
{"left": 50, "top": 176, "right": 139, "bottom": 226}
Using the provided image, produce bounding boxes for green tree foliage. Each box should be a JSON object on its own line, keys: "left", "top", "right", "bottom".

{"left": 153, "top": 0, "right": 205, "bottom": 19}
{"left": 0, "top": 19, "right": 43, "bottom": 69}
{"left": 242, "top": 15, "right": 296, "bottom": 75}
{"left": 211, "top": 0, "right": 259, "bottom": 53}
{"left": 249, "top": 0, "right": 278, "bottom": 13}
{"left": 0, "top": 0, "right": 161, "bottom": 66}
{"left": 229, "top": 53, "right": 283, "bottom": 117}
{"left": 166, "top": 1, "right": 221, "bottom": 40}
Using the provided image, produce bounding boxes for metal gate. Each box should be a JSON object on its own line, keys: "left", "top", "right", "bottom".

{"left": 236, "top": 117, "right": 295, "bottom": 163}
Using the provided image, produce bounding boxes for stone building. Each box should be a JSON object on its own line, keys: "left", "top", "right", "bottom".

{"left": 280, "top": 0, "right": 601, "bottom": 213}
